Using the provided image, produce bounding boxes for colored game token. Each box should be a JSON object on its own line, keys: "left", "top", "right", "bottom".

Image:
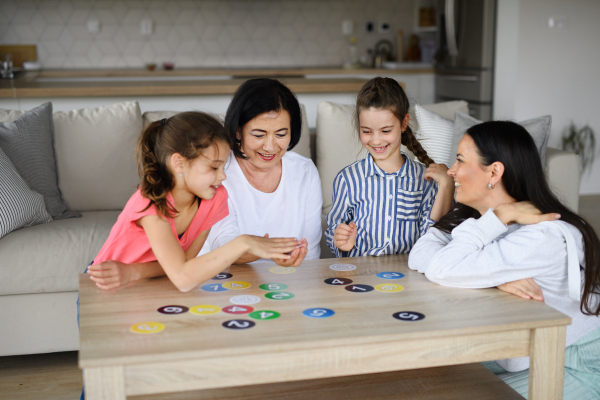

{"left": 222, "top": 305, "right": 254, "bottom": 314}
{"left": 324, "top": 277, "right": 353, "bottom": 285}
{"left": 259, "top": 283, "right": 288, "bottom": 291}
{"left": 303, "top": 308, "right": 335, "bottom": 318}
{"left": 265, "top": 291, "right": 295, "bottom": 300}
{"left": 130, "top": 322, "right": 165, "bottom": 334}
{"left": 375, "top": 283, "right": 404, "bottom": 293}
{"left": 230, "top": 294, "right": 261, "bottom": 305}
{"left": 376, "top": 272, "right": 405, "bottom": 280}
{"left": 212, "top": 272, "right": 233, "bottom": 280}
{"left": 222, "top": 319, "right": 255, "bottom": 330}
{"left": 201, "top": 283, "right": 228, "bottom": 292}
{"left": 269, "top": 266, "right": 296, "bottom": 274}
{"left": 329, "top": 264, "right": 357, "bottom": 271}
{"left": 393, "top": 311, "right": 425, "bottom": 321}
{"left": 157, "top": 305, "right": 189, "bottom": 315}
{"left": 222, "top": 281, "right": 251, "bottom": 290}
{"left": 189, "top": 304, "right": 221, "bottom": 315}
{"left": 344, "top": 284, "right": 374, "bottom": 293}
{"left": 248, "top": 310, "right": 281, "bottom": 320}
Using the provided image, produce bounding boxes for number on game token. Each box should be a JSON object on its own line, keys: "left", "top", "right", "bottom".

{"left": 393, "top": 311, "right": 425, "bottom": 321}
{"left": 265, "top": 291, "right": 295, "bottom": 300}
{"left": 229, "top": 295, "right": 261, "bottom": 305}
{"left": 302, "top": 308, "right": 335, "bottom": 318}
{"left": 157, "top": 305, "right": 189, "bottom": 314}
{"left": 374, "top": 283, "right": 404, "bottom": 293}
{"left": 212, "top": 273, "right": 233, "bottom": 280}
{"left": 248, "top": 310, "right": 281, "bottom": 320}
{"left": 324, "top": 277, "right": 353, "bottom": 285}
{"left": 190, "top": 305, "right": 221, "bottom": 315}
{"left": 201, "top": 283, "right": 228, "bottom": 292}
{"left": 222, "top": 319, "right": 256, "bottom": 330}
{"left": 222, "top": 305, "right": 253, "bottom": 314}
{"left": 259, "top": 283, "right": 288, "bottom": 291}
{"left": 344, "top": 284, "right": 374, "bottom": 293}
{"left": 376, "top": 272, "right": 405, "bottom": 280}
{"left": 130, "top": 322, "right": 165, "bottom": 334}
{"left": 222, "top": 281, "right": 251, "bottom": 290}
{"left": 329, "top": 264, "right": 357, "bottom": 271}
{"left": 269, "top": 266, "right": 296, "bottom": 274}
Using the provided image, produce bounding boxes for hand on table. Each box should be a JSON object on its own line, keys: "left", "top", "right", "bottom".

{"left": 497, "top": 278, "right": 544, "bottom": 301}
{"left": 242, "top": 234, "right": 301, "bottom": 261}
{"left": 333, "top": 222, "right": 357, "bottom": 252}
{"left": 87, "top": 260, "right": 137, "bottom": 290}
{"left": 273, "top": 238, "right": 308, "bottom": 267}
{"left": 494, "top": 201, "right": 560, "bottom": 225}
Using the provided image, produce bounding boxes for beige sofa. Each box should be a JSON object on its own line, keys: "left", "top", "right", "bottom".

{"left": 0, "top": 100, "right": 579, "bottom": 356}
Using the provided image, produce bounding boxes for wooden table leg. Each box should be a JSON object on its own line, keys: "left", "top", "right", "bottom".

{"left": 528, "top": 326, "right": 567, "bottom": 400}
{"left": 84, "top": 366, "right": 126, "bottom": 400}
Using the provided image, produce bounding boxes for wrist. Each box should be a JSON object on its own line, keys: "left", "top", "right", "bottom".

{"left": 493, "top": 204, "right": 513, "bottom": 225}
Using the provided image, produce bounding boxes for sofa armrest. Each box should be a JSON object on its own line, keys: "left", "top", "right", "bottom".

{"left": 546, "top": 147, "right": 580, "bottom": 213}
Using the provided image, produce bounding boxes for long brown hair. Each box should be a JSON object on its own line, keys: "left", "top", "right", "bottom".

{"left": 136, "top": 112, "right": 231, "bottom": 218}
{"left": 434, "top": 121, "right": 600, "bottom": 316}
{"left": 356, "top": 77, "right": 434, "bottom": 166}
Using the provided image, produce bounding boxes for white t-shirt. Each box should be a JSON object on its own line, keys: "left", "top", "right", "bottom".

{"left": 199, "top": 151, "right": 322, "bottom": 262}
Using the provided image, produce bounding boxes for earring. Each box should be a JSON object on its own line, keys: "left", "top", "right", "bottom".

{"left": 179, "top": 173, "right": 183, "bottom": 177}
{"left": 488, "top": 183, "right": 495, "bottom": 189}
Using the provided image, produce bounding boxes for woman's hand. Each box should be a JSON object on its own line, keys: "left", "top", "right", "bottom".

{"left": 87, "top": 260, "right": 138, "bottom": 290}
{"left": 424, "top": 163, "right": 453, "bottom": 188}
{"left": 273, "top": 238, "right": 308, "bottom": 267}
{"left": 497, "top": 278, "right": 544, "bottom": 301}
{"left": 242, "top": 235, "right": 301, "bottom": 260}
{"left": 494, "top": 201, "right": 560, "bottom": 225}
{"left": 333, "top": 222, "right": 357, "bottom": 252}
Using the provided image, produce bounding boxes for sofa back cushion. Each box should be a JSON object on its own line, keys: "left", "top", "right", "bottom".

{"left": 53, "top": 101, "right": 143, "bottom": 211}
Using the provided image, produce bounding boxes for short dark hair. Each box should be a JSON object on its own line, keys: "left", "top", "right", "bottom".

{"left": 225, "top": 78, "right": 302, "bottom": 159}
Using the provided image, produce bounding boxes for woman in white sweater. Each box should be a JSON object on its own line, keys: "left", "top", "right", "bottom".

{"left": 408, "top": 121, "right": 600, "bottom": 399}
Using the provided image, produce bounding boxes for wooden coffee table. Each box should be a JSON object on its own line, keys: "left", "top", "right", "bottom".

{"left": 79, "top": 255, "right": 570, "bottom": 400}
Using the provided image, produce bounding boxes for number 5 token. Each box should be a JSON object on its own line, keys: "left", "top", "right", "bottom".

{"left": 375, "top": 283, "right": 404, "bottom": 293}
{"left": 249, "top": 310, "right": 281, "bottom": 320}
{"left": 222, "top": 281, "right": 251, "bottom": 290}
{"left": 259, "top": 283, "right": 288, "bottom": 291}
{"left": 130, "top": 322, "right": 165, "bottom": 334}
{"left": 265, "top": 291, "right": 295, "bottom": 300}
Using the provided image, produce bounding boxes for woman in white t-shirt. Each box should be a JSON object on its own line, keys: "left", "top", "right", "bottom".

{"left": 199, "top": 78, "right": 322, "bottom": 265}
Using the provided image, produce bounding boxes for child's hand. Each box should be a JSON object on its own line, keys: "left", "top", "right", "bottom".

{"left": 87, "top": 260, "right": 137, "bottom": 290}
{"left": 241, "top": 235, "right": 301, "bottom": 260}
{"left": 333, "top": 222, "right": 357, "bottom": 252}
{"left": 424, "top": 163, "right": 453, "bottom": 188}
{"left": 494, "top": 202, "right": 560, "bottom": 225}
{"left": 497, "top": 278, "right": 544, "bottom": 301}
{"left": 273, "top": 238, "right": 308, "bottom": 267}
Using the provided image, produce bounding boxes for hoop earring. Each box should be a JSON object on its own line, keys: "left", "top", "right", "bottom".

{"left": 488, "top": 183, "right": 495, "bottom": 189}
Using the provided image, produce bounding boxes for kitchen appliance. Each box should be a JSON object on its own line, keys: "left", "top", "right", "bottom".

{"left": 435, "top": 0, "right": 496, "bottom": 120}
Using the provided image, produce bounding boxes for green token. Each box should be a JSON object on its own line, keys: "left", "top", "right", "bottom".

{"left": 259, "top": 283, "right": 289, "bottom": 291}
{"left": 265, "top": 291, "right": 295, "bottom": 300}
{"left": 248, "top": 310, "right": 281, "bottom": 320}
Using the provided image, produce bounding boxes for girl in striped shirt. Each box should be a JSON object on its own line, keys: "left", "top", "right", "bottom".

{"left": 326, "top": 77, "right": 455, "bottom": 257}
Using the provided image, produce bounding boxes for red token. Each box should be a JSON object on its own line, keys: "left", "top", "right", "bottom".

{"left": 222, "top": 305, "right": 254, "bottom": 314}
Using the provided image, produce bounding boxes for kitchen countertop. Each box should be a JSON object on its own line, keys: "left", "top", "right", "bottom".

{"left": 0, "top": 67, "right": 434, "bottom": 98}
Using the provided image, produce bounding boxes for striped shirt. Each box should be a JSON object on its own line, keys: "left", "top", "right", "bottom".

{"left": 325, "top": 153, "right": 438, "bottom": 257}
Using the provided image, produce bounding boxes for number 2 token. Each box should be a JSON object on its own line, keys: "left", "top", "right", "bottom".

{"left": 222, "top": 319, "right": 255, "bottom": 330}
{"left": 265, "top": 291, "right": 295, "bottom": 300}
{"left": 190, "top": 305, "right": 221, "bottom": 315}
{"left": 376, "top": 272, "right": 405, "bottom": 280}
{"left": 130, "top": 322, "right": 165, "bottom": 334}
{"left": 375, "top": 283, "right": 404, "bottom": 293}
{"left": 248, "top": 310, "right": 281, "bottom": 320}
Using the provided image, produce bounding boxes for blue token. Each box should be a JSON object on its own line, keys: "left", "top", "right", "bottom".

{"left": 376, "top": 272, "right": 405, "bottom": 280}
{"left": 302, "top": 308, "right": 335, "bottom": 318}
{"left": 201, "top": 283, "right": 228, "bottom": 292}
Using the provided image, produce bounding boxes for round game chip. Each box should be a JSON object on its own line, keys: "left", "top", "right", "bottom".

{"left": 222, "top": 281, "right": 251, "bottom": 290}
{"left": 222, "top": 305, "right": 254, "bottom": 314}
{"left": 374, "top": 283, "right": 404, "bottom": 293}
{"left": 259, "top": 283, "right": 288, "bottom": 291}
{"left": 248, "top": 310, "right": 281, "bottom": 320}
{"left": 189, "top": 305, "right": 221, "bottom": 315}
{"left": 229, "top": 294, "right": 261, "bottom": 305}
{"left": 344, "top": 284, "right": 374, "bottom": 293}
{"left": 302, "top": 308, "right": 335, "bottom": 318}
{"left": 212, "top": 272, "right": 233, "bottom": 280}
{"left": 264, "top": 291, "right": 295, "bottom": 300}
{"left": 329, "top": 264, "right": 357, "bottom": 271}
{"left": 376, "top": 272, "right": 405, "bottom": 280}
{"left": 130, "top": 322, "right": 165, "bottom": 334}
{"left": 269, "top": 266, "right": 296, "bottom": 274}
{"left": 222, "top": 319, "right": 256, "bottom": 330}
{"left": 157, "top": 305, "right": 189, "bottom": 315}
{"left": 201, "top": 283, "right": 228, "bottom": 292}
{"left": 393, "top": 311, "right": 425, "bottom": 321}
{"left": 324, "top": 277, "right": 353, "bottom": 285}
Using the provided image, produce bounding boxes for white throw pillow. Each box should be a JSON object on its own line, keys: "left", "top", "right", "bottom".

{"left": 414, "top": 104, "right": 454, "bottom": 166}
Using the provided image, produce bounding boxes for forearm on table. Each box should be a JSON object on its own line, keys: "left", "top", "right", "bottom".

{"left": 129, "top": 261, "right": 166, "bottom": 281}
{"left": 232, "top": 252, "right": 260, "bottom": 264}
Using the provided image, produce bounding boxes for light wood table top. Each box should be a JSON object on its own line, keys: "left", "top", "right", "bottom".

{"left": 79, "top": 255, "right": 570, "bottom": 399}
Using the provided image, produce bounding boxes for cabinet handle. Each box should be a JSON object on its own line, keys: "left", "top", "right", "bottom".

{"left": 438, "top": 75, "right": 478, "bottom": 82}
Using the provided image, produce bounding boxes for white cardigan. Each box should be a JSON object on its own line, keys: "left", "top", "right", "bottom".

{"left": 199, "top": 151, "right": 322, "bottom": 262}
{"left": 408, "top": 209, "right": 600, "bottom": 371}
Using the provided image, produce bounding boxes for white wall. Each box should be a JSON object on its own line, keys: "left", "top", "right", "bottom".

{"left": 494, "top": 0, "right": 600, "bottom": 194}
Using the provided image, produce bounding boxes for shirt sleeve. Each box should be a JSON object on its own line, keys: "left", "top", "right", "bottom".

{"left": 304, "top": 162, "right": 323, "bottom": 260}
{"left": 408, "top": 226, "right": 452, "bottom": 273}
{"left": 418, "top": 179, "right": 438, "bottom": 236}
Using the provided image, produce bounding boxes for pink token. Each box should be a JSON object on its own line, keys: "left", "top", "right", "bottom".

{"left": 222, "top": 305, "right": 254, "bottom": 314}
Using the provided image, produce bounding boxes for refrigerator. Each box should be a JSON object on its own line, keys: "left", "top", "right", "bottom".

{"left": 435, "top": 0, "right": 496, "bottom": 121}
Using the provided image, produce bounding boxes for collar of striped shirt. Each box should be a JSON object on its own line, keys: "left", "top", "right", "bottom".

{"left": 364, "top": 152, "right": 418, "bottom": 179}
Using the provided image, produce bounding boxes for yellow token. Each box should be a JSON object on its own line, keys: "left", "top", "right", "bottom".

{"left": 374, "top": 283, "right": 404, "bottom": 293}
{"left": 130, "top": 322, "right": 165, "bottom": 334}
{"left": 190, "top": 304, "right": 222, "bottom": 315}
{"left": 269, "top": 266, "right": 296, "bottom": 274}
{"left": 222, "top": 281, "right": 251, "bottom": 290}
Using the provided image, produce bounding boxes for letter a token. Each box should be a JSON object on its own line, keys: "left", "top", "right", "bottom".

{"left": 375, "top": 284, "right": 404, "bottom": 293}
{"left": 222, "top": 281, "right": 251, "bottom": 290}
{"left": 130, "top": 322, "right": 165, "bottom": 334}
{"left": 190, "top": 305, "right": 221, "bottom": 315}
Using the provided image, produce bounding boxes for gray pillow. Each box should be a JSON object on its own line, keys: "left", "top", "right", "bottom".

{"left": 451, "top": 112, "right": 552, "bottom": 166}
{"left": 0, "top": 146, "right": 52, "bottom": 239}
{"left": 0, "top": 103, "right": 80, "bottom": 220}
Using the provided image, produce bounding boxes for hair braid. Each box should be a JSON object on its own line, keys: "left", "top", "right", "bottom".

{"left": 402, "top": 126, "right": 434, "bottom": 166}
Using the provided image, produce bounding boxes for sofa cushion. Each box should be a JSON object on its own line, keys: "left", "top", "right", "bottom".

{"left": 0, "top": 146, "right": 52, "bottom": 238}
{"left": 0, "top": 103, "right": 80, "bottom": 220}
{"left": 0, "top": 211, "right": 120, "bottom": 296}
{"left": 53, "top": 101, "right": 143, "bottom": 212}
{"left": 414, "top": 104, "right": 454, "bottom": 165}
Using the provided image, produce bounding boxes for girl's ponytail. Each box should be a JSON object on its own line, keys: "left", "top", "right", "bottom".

{"left": 401, "top": 126, "right": 434, "bottom": 166}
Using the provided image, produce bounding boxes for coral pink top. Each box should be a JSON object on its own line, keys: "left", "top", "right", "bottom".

{"left": 93, "top": 187, "right": 228, "bottom": 265}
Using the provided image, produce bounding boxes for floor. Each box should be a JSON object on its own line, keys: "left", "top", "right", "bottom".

{"left": 1, "top": 195, "right": 599, "bottom": 400}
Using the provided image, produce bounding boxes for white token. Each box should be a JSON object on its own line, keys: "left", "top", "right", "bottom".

{"left": 329, "top": 263, "right": 357, "bottom": 271}
{"left": 230, "top": 294, "right": 261, "bottom": 305}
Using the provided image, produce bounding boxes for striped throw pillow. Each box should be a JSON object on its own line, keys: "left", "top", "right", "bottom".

{"left": 414, "top": 104, "right": 454, "bottom": 166}
{"left": 0, "top": 146, "right": 52, "bottom": 239}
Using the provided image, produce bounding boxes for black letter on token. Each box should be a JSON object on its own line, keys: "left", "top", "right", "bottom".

{"left": 393, "top": 311, "right": 425, "bottom": 321}
{"left": 212, "top": 272, "right": 233, "bottom": 280}
{"left": 324, "top": 277, "right": 353, "bottom": 285}
{"left": 344, "top": 284, "right": 374, "bottom": 293}
{"left": 222, "top": 319, "right": 256, "bottom": 330}
{"left": 157, "top": 305, "right": 189, "bottom": 315}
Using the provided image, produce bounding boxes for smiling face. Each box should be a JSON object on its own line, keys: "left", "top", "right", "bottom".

{"left": 181, "top": 140, "right": 230, "bottom": 200}
{"left": 358, "top": 107, "right": 409, "bottom": 172}
{"left": 237, "top": 110, "right": 291, "bottom": 171}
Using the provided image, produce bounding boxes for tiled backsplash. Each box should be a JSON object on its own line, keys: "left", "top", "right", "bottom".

{"left": 0, "top": 0, "right": 414, "bottom": 69}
